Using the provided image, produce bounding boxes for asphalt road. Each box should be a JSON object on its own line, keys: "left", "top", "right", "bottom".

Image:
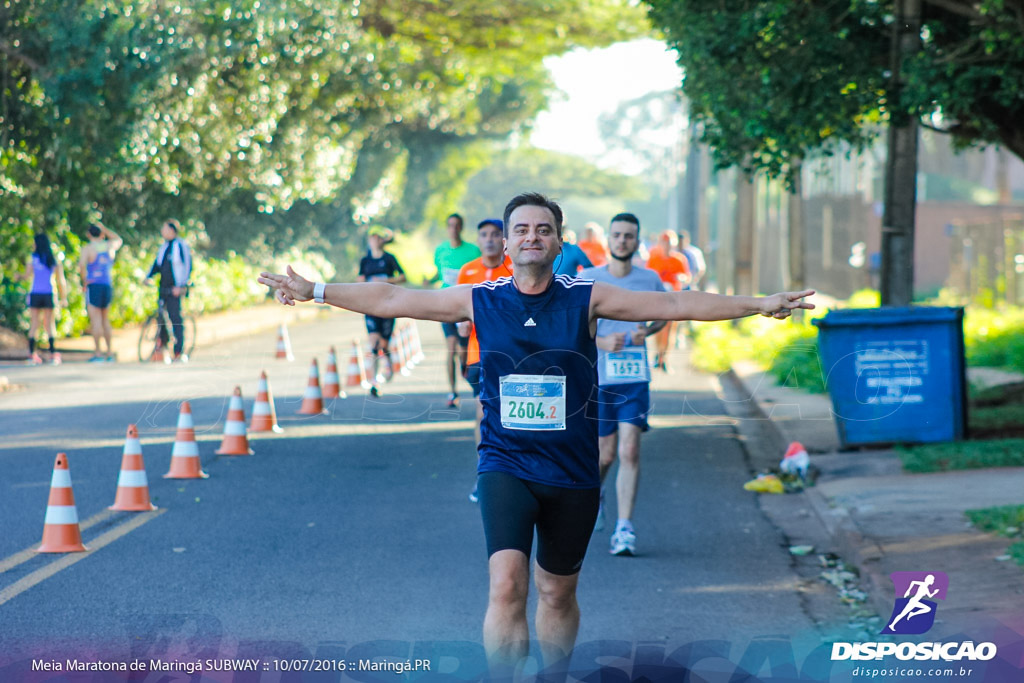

{"left": 0, "top": 310, "right": 841, "bottom": 680}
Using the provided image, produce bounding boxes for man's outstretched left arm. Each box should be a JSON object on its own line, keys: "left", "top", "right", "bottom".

{"left": 591, "top": 282, "right": 815, "bottom": 325}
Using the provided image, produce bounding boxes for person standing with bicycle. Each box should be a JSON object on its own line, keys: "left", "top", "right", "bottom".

{"left": 143, "top": 219, "right": 192, "bottom": 363}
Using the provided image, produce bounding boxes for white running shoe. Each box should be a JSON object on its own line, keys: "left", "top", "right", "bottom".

{"left": 609, "top": 527, "right": 636, "bottom": 556}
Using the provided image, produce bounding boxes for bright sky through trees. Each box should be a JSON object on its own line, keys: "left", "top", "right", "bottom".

{"left": 530, "top": 39, "right": 683, "bottom": 172}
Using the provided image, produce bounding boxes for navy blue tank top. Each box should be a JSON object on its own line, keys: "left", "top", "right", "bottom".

{"left": 472, "top": 275, "right": 599, "bottom": 488}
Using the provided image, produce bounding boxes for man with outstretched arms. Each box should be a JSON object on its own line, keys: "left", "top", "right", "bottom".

{"left": 579, "top": 212, "right": 665, "bottom": 556}
{"left": 258, "top": 192, "right": 814, "bottom": 673}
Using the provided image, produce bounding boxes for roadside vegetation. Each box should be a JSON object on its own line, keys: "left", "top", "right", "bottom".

{"left": 965, "top": 505, "right": 1024, "bottom": 568}
{"left": 691, "top": 289, "right": 1024, "bottom": 472}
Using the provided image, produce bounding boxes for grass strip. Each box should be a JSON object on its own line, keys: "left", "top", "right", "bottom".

{"left": 897, "top": 439, "right": 1024, "bottom": 473}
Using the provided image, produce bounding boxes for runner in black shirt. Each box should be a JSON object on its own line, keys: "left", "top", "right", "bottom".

{"left": 357, "top": 226, "right": 406, "bottom": 395}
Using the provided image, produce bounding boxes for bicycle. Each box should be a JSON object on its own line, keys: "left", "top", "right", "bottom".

{"left": 137, "top": 293, "right": 197, "bottom": 363}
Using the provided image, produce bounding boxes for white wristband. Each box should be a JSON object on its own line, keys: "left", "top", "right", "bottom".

{"left": 313, "top": 282, "right": 326, "bottom": 304}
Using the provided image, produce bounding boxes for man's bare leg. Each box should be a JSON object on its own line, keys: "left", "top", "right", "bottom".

{"left": 534, "top": 563, "right": 581, "bottom": 666}
{"left": 484, "top": 549, "right": 531, "bottom": 671}
{"left": 615, "top": 423, "right": 643, "bottom": 521}
{"left": 598, "top": 431, "right": 618, "bottom": 483}
{"left": 445, "top": 334, "right": 458, "bottom": 397}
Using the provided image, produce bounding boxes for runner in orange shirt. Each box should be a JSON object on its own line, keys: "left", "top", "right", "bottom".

{"left": 456, "top": 218, "right": 513, "bottom": 502}
{"left": 645, "top": 230, "right": 691, "bottom": 372}
{"left": 578, "top": 222, "right": 610, "bottom": 267}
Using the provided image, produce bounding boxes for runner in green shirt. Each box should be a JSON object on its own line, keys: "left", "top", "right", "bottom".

{"left": 432, "top": 213, "right": 482, "bottom": 407}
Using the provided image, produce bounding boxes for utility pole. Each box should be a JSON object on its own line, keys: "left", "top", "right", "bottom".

{"left": 682, "top": 126, "right": 701, "bottom": 240}
{"left": 880, "top": 0, "right": 921, "bottom": 306}
{"left": 735, "top": 171, "right": 757, "bottom": 296}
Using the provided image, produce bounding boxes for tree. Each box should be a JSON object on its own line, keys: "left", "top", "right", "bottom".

{"left": 645, "top": 0, "right": 1024, "bottom": 303}
{"left": 1, "top": 0, "right": 648, "bottom": 272}
{"left": 646, "top": 0, "right": 1024, "bottom": 179}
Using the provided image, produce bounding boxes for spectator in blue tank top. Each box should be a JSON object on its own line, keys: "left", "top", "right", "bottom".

{"left": 257, "top": 192, "right": 816, "bottom": 675}
{"left": 19, "top": 232, "right": 68, "bottom": 365}
{"left": 80, "top": 222, "right": 123, "bottom": 362}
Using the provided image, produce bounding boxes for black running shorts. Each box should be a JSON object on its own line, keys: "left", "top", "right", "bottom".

{"left": 26, "top": 293, "right": 54, "bottom": 309}
{"left": 441, "top": 321, "right": 470, "bottom": 346}
{"left": 87, "top": 283, "right": 113, "bottom": 309}
{"left": 478, "top": 471, "right": 600, "bottom": 576}
{"left": 464, "top": 363, "right": 482, "bottom": 398}
{"left": 364, "top": 315, "right": 395, "bottom": 341}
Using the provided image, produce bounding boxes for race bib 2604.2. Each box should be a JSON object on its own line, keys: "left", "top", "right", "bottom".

{"left": 499, "top": 374, "right": 566, "bottom": 431}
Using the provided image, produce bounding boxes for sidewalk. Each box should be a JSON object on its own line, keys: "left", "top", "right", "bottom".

{"left": 729, "top": 359, "right": 1024, "bottom": 639}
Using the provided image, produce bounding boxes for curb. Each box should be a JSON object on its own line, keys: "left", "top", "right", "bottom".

{"left": 724, "top": 365, "right": 895, "bottom": 618}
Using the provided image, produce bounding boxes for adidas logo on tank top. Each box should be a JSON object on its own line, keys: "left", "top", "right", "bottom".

{"left": 524, "top": 318, "right": 536, "bottom": 327}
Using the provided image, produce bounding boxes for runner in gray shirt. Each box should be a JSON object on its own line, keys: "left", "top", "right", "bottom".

{"left": 580, "top": 212, "right": 666, "bottom": 556}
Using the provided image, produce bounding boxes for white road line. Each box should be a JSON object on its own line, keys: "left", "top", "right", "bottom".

{"left": 0, "top": 508, "right": 118, "bottom": 574}
{"left": 0, "top": 509, "right": 165, "bottom": 607}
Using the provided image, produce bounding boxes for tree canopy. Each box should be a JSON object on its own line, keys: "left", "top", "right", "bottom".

{"left": 459, "top": 146, "right": 646, "bottom": 222}
{"left": 1, "top": 0, "right": 647, "bottom": 265}
{"left": 645, "top": 0, "right": 1024, "bottom": 182}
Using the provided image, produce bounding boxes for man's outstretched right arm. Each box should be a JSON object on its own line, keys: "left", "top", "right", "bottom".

{"left": 258, "top": 265, "right": 473, "bottom": 323}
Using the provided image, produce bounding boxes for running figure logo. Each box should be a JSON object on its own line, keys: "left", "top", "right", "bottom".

{"left": 881, "top": 571, "right": 949, "bottom": 635}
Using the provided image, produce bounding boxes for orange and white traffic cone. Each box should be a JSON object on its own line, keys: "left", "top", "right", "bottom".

{"left": 37, "top": 452, "right": 87, "bottom": 553}
{"left": 216, "top": 387, "right": 254, "bottom": 455}
{"left": 275, "top": 324, "right": 294, "bottom": 361}
{"left": 250, "top": 371, "right": 282, "bottom": 433}
{"left": 395, "top": 325, "right": 411, "bottom": 374}
{"left": 389, "top": 345, "right": 403, "bottom": 381}
{"left": 322, "top": 346, "right": 345, "bottom": 399}
{"left": 410, "top": 322, "right": 425, "bottom": 364}
{"left": 109, "top": 425, "right": 157, "bottom": 511}
{"left": 345, "top": 341, "right": 370, "bottom": 390}
{"left": 404, "top": 324, "right": 419, "bottom": 369}
{"left": 164, "top": 401, "right": 209, "bottom": 479}
{"left": 298, "top": 358, "right": 326, "bottom": 414}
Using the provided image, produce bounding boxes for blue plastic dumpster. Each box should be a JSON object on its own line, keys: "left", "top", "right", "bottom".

{"left": 812, "top": 307, "right": 966, "bottom": 447}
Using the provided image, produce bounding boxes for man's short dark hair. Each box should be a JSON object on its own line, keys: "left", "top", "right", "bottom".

{"left": 609, "top": 212, "right": 641, "bottom": 238}
{"left": 447, "top": 213, "right": 464, "bottom": 229}
{"left": 477, "top": 218, "right": 503, "bottom": 231}
{"left": 502, "top": 192, "right": 563, "bottom": 238}
{"left": 88, "top": 224, "right": 102, "bottom": 238}
{"left": 164, "top": 219, "right": 180, "bottom": 233}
